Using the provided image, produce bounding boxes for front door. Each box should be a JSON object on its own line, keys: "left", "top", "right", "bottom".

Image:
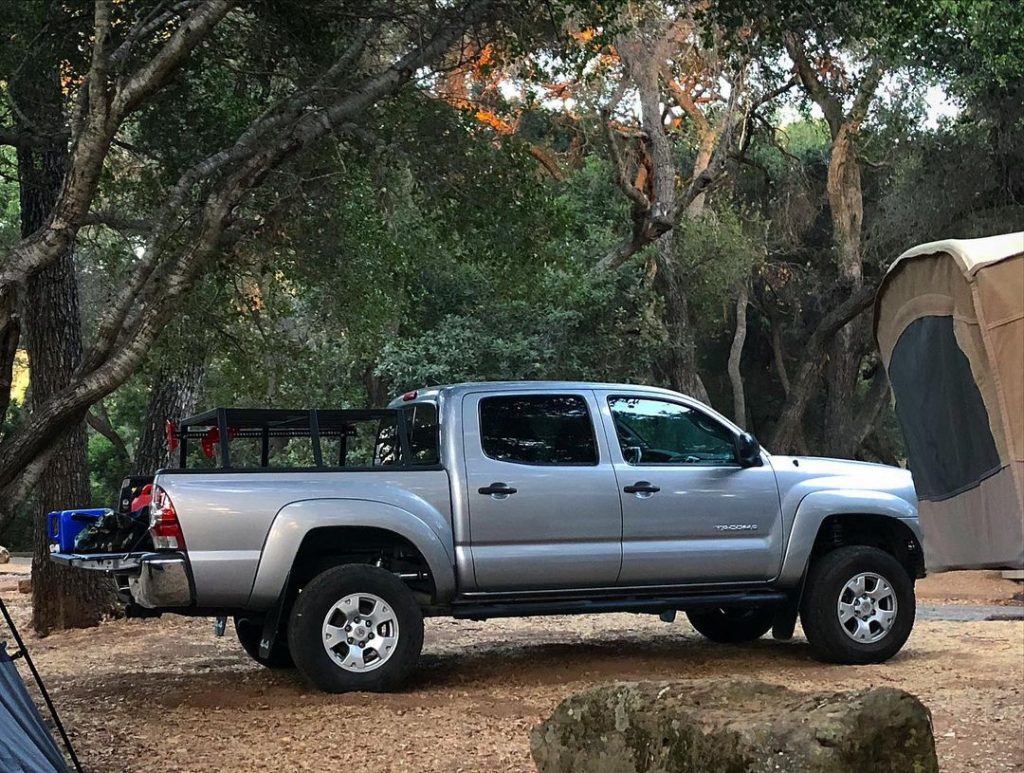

{"left": 598, "top": 393, "right": 783, "bottom": 586}
{"left": 462, "top": 390, "right": 622, "bottom": 590}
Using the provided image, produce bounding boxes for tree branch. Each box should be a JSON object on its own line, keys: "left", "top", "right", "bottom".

{"left": 111, "top": 0, "right": 234, "bottom": 120}
{"left": 768, "top": 283, "right": 877, "bottom": 452}
{"left": 728, "top": 280, "right": 749, "bottom": 426}
{"left": 783, "top": 32, "right": 843, "bottom": 136}
{"left": 86, "top": 404, "right": 130, "bottom": 464}
{"left": 850, "top": 365, "right": 890, "bottom": 454}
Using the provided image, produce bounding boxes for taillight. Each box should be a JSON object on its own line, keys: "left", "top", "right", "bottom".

{"left": 150, "top": 485, "right": 186, "bottom": 551}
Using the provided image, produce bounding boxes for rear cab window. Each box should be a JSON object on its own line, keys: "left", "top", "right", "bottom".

{"left": 403, "top": 403, "right": 440, "bottom": 466}
{"left": 478, "top": 394, "right": 598, "bottom": 465}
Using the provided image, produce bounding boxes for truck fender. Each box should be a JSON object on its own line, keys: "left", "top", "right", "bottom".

{"left": 777, "top": 489, "right": 920, "bottom": 587}
{"left": 247, "top": 498, "right": 456, "bottom": 608}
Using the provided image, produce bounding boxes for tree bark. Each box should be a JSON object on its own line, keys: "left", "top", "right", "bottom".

{"left": 820, "top": 123, "right": 868, "bottom": 455}
{"left": 13, "top": 64, "right": 115, "bottom": 633}
{"left": 728, "top": 281, "right": 749, "bottom": 426}
{"left": 651, "top": 234, "right": 710, "bottom": 403}
{"left": 132, "top": 348, "right": 206, "bottom": 476}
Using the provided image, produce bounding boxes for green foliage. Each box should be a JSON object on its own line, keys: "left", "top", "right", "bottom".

{"left": 671, "top": 211, "right": 765, "bottom": 331}
{"left": 4, "top": 0, "right": 1021, "bottom": 497}
{"left": 377, "top": 267, "right": 658, "bottom": 388}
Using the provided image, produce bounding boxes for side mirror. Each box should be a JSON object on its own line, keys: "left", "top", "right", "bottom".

{"left": 736, "top": 432, "right": 762, "bottom": 467}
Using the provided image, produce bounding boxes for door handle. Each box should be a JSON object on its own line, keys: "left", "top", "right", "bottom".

{"left": 623, "top": 481, "right": 660, "bottom": 495}
{"left": 478, "top": 482, "right": 518, "bottom": 497}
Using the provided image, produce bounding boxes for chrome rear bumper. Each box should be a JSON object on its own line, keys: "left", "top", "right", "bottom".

{"left": 129, "top": 554, "right": 192, "bottom": 608}
{"left": 50, "top": 551, "right": 194, "bottom": 609}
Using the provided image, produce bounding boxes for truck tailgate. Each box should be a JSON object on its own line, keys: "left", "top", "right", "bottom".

{"left": 49, "top": 552, "right": 148, "bottom": 572}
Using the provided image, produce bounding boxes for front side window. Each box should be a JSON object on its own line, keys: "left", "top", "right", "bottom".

{"left": 608, "top": 396, "right": 737, "bottom": 465}
{"left": 480, "top": 395, "right": 597, "bottom": 465}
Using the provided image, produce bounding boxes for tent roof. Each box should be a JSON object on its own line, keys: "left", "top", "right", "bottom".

{"left": 887, "top": 232, "right": 1024, "bottom": 279}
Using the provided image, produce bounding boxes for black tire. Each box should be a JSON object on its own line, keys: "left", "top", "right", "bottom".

{"left": 800, "top": 545, "right": 915, "bottom": 665}
{"left": 288, "top": 564, "right": 423, "bottom": 693}
{"left": 235, "top": 616, "right": 294, "bottom": 669}
{"left": 687, "top": 606, "right": 775, "bottom": 643}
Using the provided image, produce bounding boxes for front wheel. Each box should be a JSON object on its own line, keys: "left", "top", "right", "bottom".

{"left": 800, "top": 545, "right": 915, "bottom": 664}
{"left": 288, "top": 564, "right": 424, "bottom": 693}
{"left": 687, "top": 606, "right": 775, "bottom": 643}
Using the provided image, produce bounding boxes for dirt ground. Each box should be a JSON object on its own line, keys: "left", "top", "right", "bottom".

{"left": 2, "top": 570, "right": 1022, "bottom": 773}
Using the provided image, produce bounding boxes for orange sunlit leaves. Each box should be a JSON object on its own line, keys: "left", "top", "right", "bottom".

{"left": 474, "top": 110, "right": 515, "bottom": 135}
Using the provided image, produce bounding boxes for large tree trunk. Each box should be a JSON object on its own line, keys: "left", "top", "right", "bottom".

{"left": 781, "top": 36, "right": 883, "bottom": 458}
{"left": 132, "top": 348, "right": 206, "bottom": 476}
{"left": 14, "top": 71, "right": 116, "bottom": 631}
{"left": 820, "top": 126, "right": 867, "bottom": 456}
{"left": 651, "top": 235, "right": 710, "bottom": 403}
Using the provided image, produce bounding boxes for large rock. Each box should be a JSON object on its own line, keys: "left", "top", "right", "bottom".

{"left": 532, "top": 680, "right": 938, "bottom": 773}
{"left": 0, "top": 545, "right": 9, "bottom": 563}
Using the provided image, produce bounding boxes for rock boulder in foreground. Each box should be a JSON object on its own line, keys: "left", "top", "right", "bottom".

{"left": 531, "top": 680, "right": 938, "bottom": 773}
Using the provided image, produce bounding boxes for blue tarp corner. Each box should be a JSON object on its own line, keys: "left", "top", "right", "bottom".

{"left": 0, "top": 642, "right": 73, "bottom": 773}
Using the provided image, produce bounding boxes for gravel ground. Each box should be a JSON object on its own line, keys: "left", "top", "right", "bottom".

{"left": 1, "top": 572, "right": 1022, "bottom": 773}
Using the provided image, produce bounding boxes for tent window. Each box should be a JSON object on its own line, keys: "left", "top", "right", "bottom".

{"left": 888, "top": 315, "right": 1002, "bottom": 501}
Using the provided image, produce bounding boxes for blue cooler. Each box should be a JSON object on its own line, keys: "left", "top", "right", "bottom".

{"left": 47, "top": 508, "right": 110, "bottom": 553}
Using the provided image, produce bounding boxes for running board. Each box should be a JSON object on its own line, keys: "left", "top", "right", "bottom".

{"left": 450, "top": 591, "right": 788, "bottom": 620}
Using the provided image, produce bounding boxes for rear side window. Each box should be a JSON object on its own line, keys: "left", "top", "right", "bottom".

{"left": 479, "top": 395, "right": 597, "bottom": 465}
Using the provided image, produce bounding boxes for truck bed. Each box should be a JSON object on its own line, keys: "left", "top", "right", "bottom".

{"left": 156, "top": 468, "right": 452, "bottom": 608}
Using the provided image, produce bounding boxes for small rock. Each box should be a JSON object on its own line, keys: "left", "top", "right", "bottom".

{"left": 0, "top": 545, "right": 9, "bottom": 564}
{"left": 18, "top": 578, "right": 31, "bottom": 594}
{"left": 532, "top": 680, "right": 939, "bottom": 773}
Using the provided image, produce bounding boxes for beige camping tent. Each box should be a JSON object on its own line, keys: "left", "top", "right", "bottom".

{"left": 874, "top": 232, "right": 1024, "bottom": 571}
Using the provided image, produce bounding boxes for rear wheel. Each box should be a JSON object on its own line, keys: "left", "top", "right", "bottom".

{"left": 686, "top": 606, "right": 775, "bottom": 643}
{"left": 288, "top": 564, "right": 423, "bottom": 693}
{"left": 800, "top": 545, "right": 915, "bottom": 664}
{"left": 234, "top": 616, "right": 293, "bottom": 669}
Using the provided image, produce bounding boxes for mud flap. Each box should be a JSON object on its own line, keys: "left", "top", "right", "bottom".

{"left": 772, "top": 574, "right": 807, "bottom": 641}
{"left": 259, "top": 570, "right": 293, "bottom": 659}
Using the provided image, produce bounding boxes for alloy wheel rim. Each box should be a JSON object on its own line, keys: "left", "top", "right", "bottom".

{"left": 837, "top": 571, "right": 898, "bottom": 644}
{"left": 322, "top": 592, "right": 400, "bottom": 672}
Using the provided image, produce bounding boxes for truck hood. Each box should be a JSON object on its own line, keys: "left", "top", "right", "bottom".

{"left": 771, "top": 455, "right": 918, "bottom": 507}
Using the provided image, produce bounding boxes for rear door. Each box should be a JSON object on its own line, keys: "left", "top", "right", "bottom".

{"left": 598, "top": 392, "right": 783, "bottom": 586}
{"left": 462, "top": 390, "right": 622, "bottom": 590}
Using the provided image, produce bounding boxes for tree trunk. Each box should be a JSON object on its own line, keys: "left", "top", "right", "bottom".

{"left": 768, "top": 284, "right": 877, "bottom": 454}
{"left": 820, "top": 124, "right": 867, "bottom": 456}
{"left": 14, "top": 63, "right": 116, "bottom": 634}
{"left": 132, "top": 349, "right": 206, "bottom": 476}
{"left": 826, "top": 125, "right": 864, "bottom": 284}
{"left": 651, "top": 234, "right": 710, "bottom": 403}
{"left": 685, "top": 127, "right": 720, "bottom": 217}
{"left": 728, "top": 281, "right": 749, "bottom": 426}
{"left": 18, "top": 153, "right": 114, "bottom": 634}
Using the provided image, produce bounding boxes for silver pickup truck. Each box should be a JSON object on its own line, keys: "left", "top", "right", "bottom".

{"left": 53, "top": 381, "right": 924, "bottom": 693}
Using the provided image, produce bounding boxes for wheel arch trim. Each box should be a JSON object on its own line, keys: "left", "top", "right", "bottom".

{"left": 247, "top": 498, "right": 456, "bottom": 608}
{"left": 778, "top": 490, "right": 921, "bottom": 586}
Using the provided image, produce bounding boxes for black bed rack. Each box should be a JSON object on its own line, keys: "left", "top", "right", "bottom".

{"left": 174, "top": 407, "right": 409, "bottom": 469}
